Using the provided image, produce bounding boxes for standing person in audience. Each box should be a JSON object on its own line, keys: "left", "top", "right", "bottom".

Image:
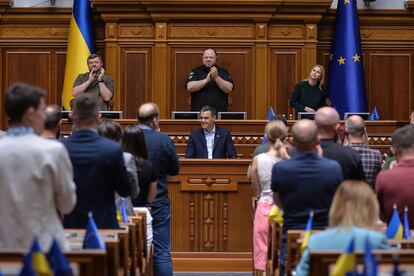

{"left": 295, "top": 180, "right": 389, "bottom": 276}
{"left": 252, "top": 114, "right": 288, "bottom": 157}
{"left": 0, "top": 82, "right": 76, "bottom": 250}
{"left": 138, "top": 102, "right": 180, "bottom": 276}
{"left": 41, "top": 104, "right": 62, "bottom": 139}
{"left": 315, "top": 107, "right": 365, "bottom": 181}
{"left": 289, "top": 65, "right": 328, "bottom": 115}
{"left": 122, "top": 125, "right": 158, "bottom": 250}
{"left": 97, "top": 119, "right": 140, "bottom": 215}
{"left": 63, "top": 94, "right": 131, "bottom": 229}
{"left": 72, "top": 53, "right": 114, "bottom": 111}
{"left": 186, "top": 48, "right": 234, "bottom": 112}
{"left": 344, "top": 115, "right": 382, "bottom": 188}
{"left": 185, "top": 105, "right": 237, "bottom": 159}
{"left": 271, "top": 119, "right": 343, "bottom": 275}
{"left": 251, "top": 120, "right": 287, "bottom": 272}
{"left": 376, "top": 124, "right": 414, "bottom": 227}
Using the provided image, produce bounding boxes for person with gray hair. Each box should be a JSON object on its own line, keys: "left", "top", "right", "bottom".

{"left": 315, "top": 107, "right": 365, "bottom": 181}
{"left": 376, "top": 124, "right": 414, "bottom": 228}
{"left": 271, "top": 119, "right": 343, "bottom": 275}
{"left": 344, "top": 115, "right": 382, "bottom": 188}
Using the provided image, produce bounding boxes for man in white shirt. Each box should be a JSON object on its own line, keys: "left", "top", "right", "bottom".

{"left": 0, "top": 82, "right": 76, "bottom": 251}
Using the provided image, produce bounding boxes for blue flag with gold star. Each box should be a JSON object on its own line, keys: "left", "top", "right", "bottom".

{"left": 328, "top": 0, "right": 368, "bottom": 119}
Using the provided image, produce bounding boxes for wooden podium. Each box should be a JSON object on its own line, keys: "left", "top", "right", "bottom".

{"left": 169, "top": 159, "right": 254, "bottom": 272}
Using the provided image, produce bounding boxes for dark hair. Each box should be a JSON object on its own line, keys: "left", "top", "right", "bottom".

{"left": 87, "top": 53, "right": 103, "bottom": 64}
{"left": 97, "top": 118, "right": 122, "bottom": 141}
{"left": 200, "top": 105, "right": 217, "bottom": 117}
{"left": 5, "top": 82, "right": 45, "bottom": 123}
{"left": 392, "top": 124, "right": 414, "bottom": 150}
{"left": 44, "top": 104, "right": 62, "bottom": 131}
{"left": 71, "top": 94, "right": 99, "bottom": 122}
{"left": 122, "top": 125, "right": 149, "bottom": 165}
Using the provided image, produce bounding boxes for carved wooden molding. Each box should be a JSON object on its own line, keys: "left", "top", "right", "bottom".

{"left": 118, "top": 24, "right": 154, "bottom": 38}
{"left": 1, "top": 25, "right": 68, "bottom": 38}
{"left": 169, "top": 24, "right": 254, "bottom": 39}
{"left": 268, "top": 25, "right": 304, "bottom": 39}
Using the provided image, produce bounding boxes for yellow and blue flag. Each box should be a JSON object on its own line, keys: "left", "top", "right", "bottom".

{"left": 327, "top": 0, "right": 368, "bottom": 119}
{"left": 83, "top": 212, "right": 106, "bottom": 250}
{"left": 331, "top": 237, "right": 356, "bottom": 276}
{"left": 46, "top": 239, "right": 73, "bottom": 276}
{"left": 268, "top": 205, "right": 284, "bottom": 225}
{"left": 386, "top": 205, "right": 403, "bottom": 240}
{"left": 62, "top": 0, "right": 95, "bottom": 110}
{"left": 121, "top": 198, "right": 129, "bottom": 224}
{"left": 300, "top": 211, "right": 313, "bottom": 253}
{"left": 403, "top": 206, "right": 411, "bottom": 240}
{"left": 19, "top": 238, "right": 52, "bottom": 276}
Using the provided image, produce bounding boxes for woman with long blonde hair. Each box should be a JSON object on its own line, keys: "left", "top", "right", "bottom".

{"left": 295, "top": 180, "right": 389, "bottom": 276}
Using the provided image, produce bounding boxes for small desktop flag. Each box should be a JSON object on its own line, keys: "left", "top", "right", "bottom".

{"left": 83, "top": 212, "right": 106, "bottom": 250}
{"left": 368, "top": 107, "right": 379, "bottom": 121}
{"left": 268, "top": 205, "right": 284, "bottom": 225}
{"left": 62, "top": 0, "right": 95, "bottom": 110}
{"left": 386, "top": 205, "right": 403, "bottom": 240}
{"left": 331, "top": 237, "right": 356, "bottom": 276}
{"left": 327, "top": 0, "right": 368, "bottom": 119}
{"left": 266, "top": 106, "right": 276, "bottom": 121}
{"left": 362, "top": 236, "right": 377, "bottom": 276}
{"left": 121, "top": 198, "right": 129, "bottom": 224}
{"left": 392, "top": 255, "right": 402, "bottom": 276}
{"left": 46, "top": 240, "right": 73, "bottom": 276}
{"left": 300, "top": 211, "right": 314, "bottom": 253}
{"left": 19, "top": 238, "right": 52, "bottom": 276}
{"left": 403, "top": 206, "right": 411, "bottom": 240}
{"left": 262, "top": 106, "right": 276, "bottom": 144}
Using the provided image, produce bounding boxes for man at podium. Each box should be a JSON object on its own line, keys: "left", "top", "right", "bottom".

{"left": 185, "top": 105, "right": 237, "bottom": 159}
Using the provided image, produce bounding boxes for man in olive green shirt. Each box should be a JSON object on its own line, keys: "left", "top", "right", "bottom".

{"left": 72, "top": 54, "right": 114, "bottom": 111}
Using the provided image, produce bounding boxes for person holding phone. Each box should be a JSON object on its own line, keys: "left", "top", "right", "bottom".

{"left": 72, "top": 54, "right": 114, "bottom": 111}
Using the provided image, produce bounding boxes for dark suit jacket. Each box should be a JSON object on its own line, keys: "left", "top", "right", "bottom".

{"left": 320, "top": 139, "right": 365, "bottom": 181}
{"left": 63, "top": 130, "right": 131, "bottom": 229}
{"left": 185, "top": 126, "right": 237, "bottom": 159}
{"left": 141, "top": 126, "right": 180, "bottom": 206}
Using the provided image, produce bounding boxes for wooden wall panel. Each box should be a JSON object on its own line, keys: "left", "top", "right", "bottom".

{"left": 4, "top": 51, "right": 52, "bottom": 98}
{"left": 171, "top": 47, "right": 253, "bottom": 117}
{"left": 120, "top": 47, "right": 153, "bottom": 119}
{"left": 368, "top": 53, "right": 412, "bottom": 120}
{"left": 55, "top": 52, "right": 66, "bottom": 108}
{"left": 270, "top": 48, "right": 301, "bottom": 118}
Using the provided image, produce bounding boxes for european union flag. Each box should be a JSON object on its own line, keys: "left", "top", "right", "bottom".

{"left": 368, "top": 107, "right": 379, "bottom": 121}
{"left": 362, "top": 236, "right": 377, "bottom": 276}
{"left": 121, "top": 198, "right": 129, "bottom": 224}
{"left": 83, "top": 212, "right": 106, "bottom": 250}
{"left": 62, "top": 0, "right": 95, "bottom": 110}
{"left": 328, "top": 0, "right": 368, "bottom": 119}
{"left": 403, "top": 207, "right": 411, "bottom": 240}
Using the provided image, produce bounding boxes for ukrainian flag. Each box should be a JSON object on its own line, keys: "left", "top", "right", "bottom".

{"left": 62, "top": 0, "right": 95, "bottom": 110}
{"left": 386, "top": 205, "right": 403, "bottom": 240}
{"left": 331, "top": 237, "right": 356, "bottom": 276}
{"left": 300, "top": 211, "right": 313, "bottom": 253}
{"left": 20, "top": 238, "right": 52, "bottom": 276}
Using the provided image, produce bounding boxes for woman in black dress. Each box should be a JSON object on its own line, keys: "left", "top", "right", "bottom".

{"left": 289, "top": 64, "right": 328, "bottom": 115}
{"left": 122, "top": 125, "right": 157, "bottom": 207}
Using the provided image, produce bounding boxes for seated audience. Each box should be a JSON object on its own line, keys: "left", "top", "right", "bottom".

{"left": 271, "top": 119, "right": 343, "bottom": 275}
{"left": 376, "top": 124, "right": 414, "bottom": 227}
{"left": 344, "top": 115, "right": 382, "bottom": 188}
{"left": 41, "top": 104, "right": 62, "bottom": 139}
{"left": 122, "top": 125, "right": 158, "bottom": 249}
{"left": 251, "top": 120, "right": 287, "bottom": 272}
{"left": 0, "top": 82, "right": 76, "bottom": 250}
{"left": 295, "top": 180, "right": 389, "bottom": 276}
{"left": 97, "top": 119, "right": 140, "bottom": 215}
{"left": 315, "top": 107, "right": 365, "bottom": 181}
{"left": 185, "top": 105, "right": 237, "bottom": 159}
{"left": 63, "top": 94, "right": 131, "bottom": 229}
